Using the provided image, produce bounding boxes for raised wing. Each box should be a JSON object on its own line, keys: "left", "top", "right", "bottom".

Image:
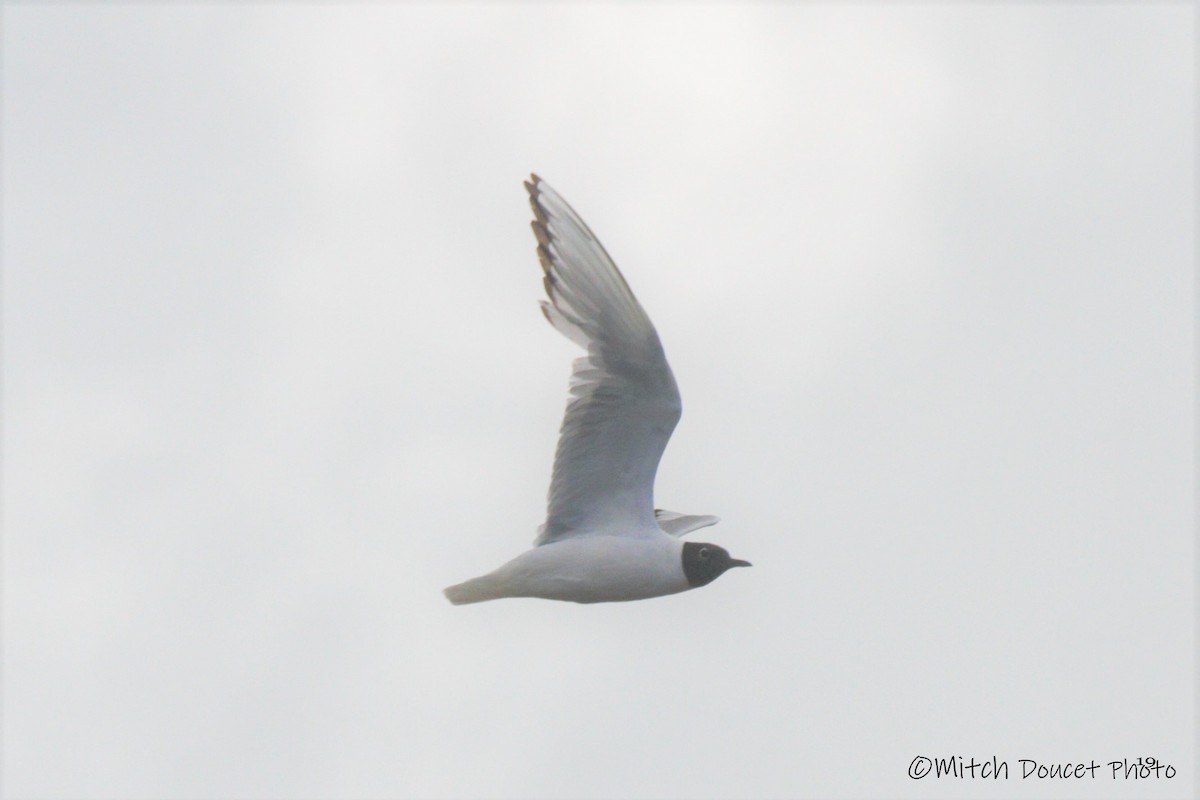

{"left": 654, "top": 509, "right": 720, "bottom": 538}
{"left": 526, "top": 174, "right": 681, "bottom": 545}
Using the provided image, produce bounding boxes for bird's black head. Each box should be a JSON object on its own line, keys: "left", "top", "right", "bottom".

{"left": 682, "top": 542, "right": 752, "bottom": 588}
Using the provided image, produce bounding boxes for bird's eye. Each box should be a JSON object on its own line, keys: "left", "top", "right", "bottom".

{"left": 699, "top": 547, "right": 710, "bottom": 559}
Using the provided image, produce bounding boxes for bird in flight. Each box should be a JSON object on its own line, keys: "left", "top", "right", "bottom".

{"left": 444, "top": 175, "right": 750, "bottom": 604}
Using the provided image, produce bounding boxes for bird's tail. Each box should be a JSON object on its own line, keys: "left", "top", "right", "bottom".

{"left": 443, "top": 575, "right": 504, "bottom": 605}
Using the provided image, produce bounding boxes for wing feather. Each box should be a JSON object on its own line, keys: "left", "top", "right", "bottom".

{"left": 654, "top": 509, "right": 721, "bottom": 537}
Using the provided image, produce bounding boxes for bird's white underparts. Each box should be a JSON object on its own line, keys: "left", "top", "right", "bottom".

{"left": 444, "top": 175, "right": 750, "bottom": 605}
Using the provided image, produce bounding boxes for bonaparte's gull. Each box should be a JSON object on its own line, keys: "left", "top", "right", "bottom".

{"left": 444, "top": 175, "right": 750, "bottom": 604}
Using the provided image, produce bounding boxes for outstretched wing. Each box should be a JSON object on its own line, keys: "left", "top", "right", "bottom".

{"left": 526, "top": 174, "right": 681, "bottom": 545}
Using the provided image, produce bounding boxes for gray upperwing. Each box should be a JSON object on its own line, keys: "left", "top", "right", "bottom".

{"left": 527, "top": 175, "right": 682, "bottom": 545}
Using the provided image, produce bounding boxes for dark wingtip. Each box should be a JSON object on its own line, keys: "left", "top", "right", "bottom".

{"left": 528, "top": 197, "right": 549, "bottom": 229}
{"left": 535, "top": 242, "right": 555, "bottom": 274}
{"left": 530, "top": 219, "right": 551, "bottom": 246}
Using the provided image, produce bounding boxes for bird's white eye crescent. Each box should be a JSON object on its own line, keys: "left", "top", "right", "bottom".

{"left": 699, "top": 547, "right": 710, "bottom": 559}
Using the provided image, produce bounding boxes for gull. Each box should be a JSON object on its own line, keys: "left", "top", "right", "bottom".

{"left": 444, "top": 175, "right": 750, "bottom": 604}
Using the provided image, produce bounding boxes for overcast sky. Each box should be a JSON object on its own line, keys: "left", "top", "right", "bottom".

{"left": 2, "top": 4, "right": 1194, "bottom": 799}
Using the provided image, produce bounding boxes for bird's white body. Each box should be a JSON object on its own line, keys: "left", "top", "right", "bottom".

{"left": 445, "top": 533, "right": 688, "bottom": 604}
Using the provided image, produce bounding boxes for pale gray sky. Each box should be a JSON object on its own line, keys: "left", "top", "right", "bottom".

{"left": 2, "top": 4, "right": 1194, "bottom": 799}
